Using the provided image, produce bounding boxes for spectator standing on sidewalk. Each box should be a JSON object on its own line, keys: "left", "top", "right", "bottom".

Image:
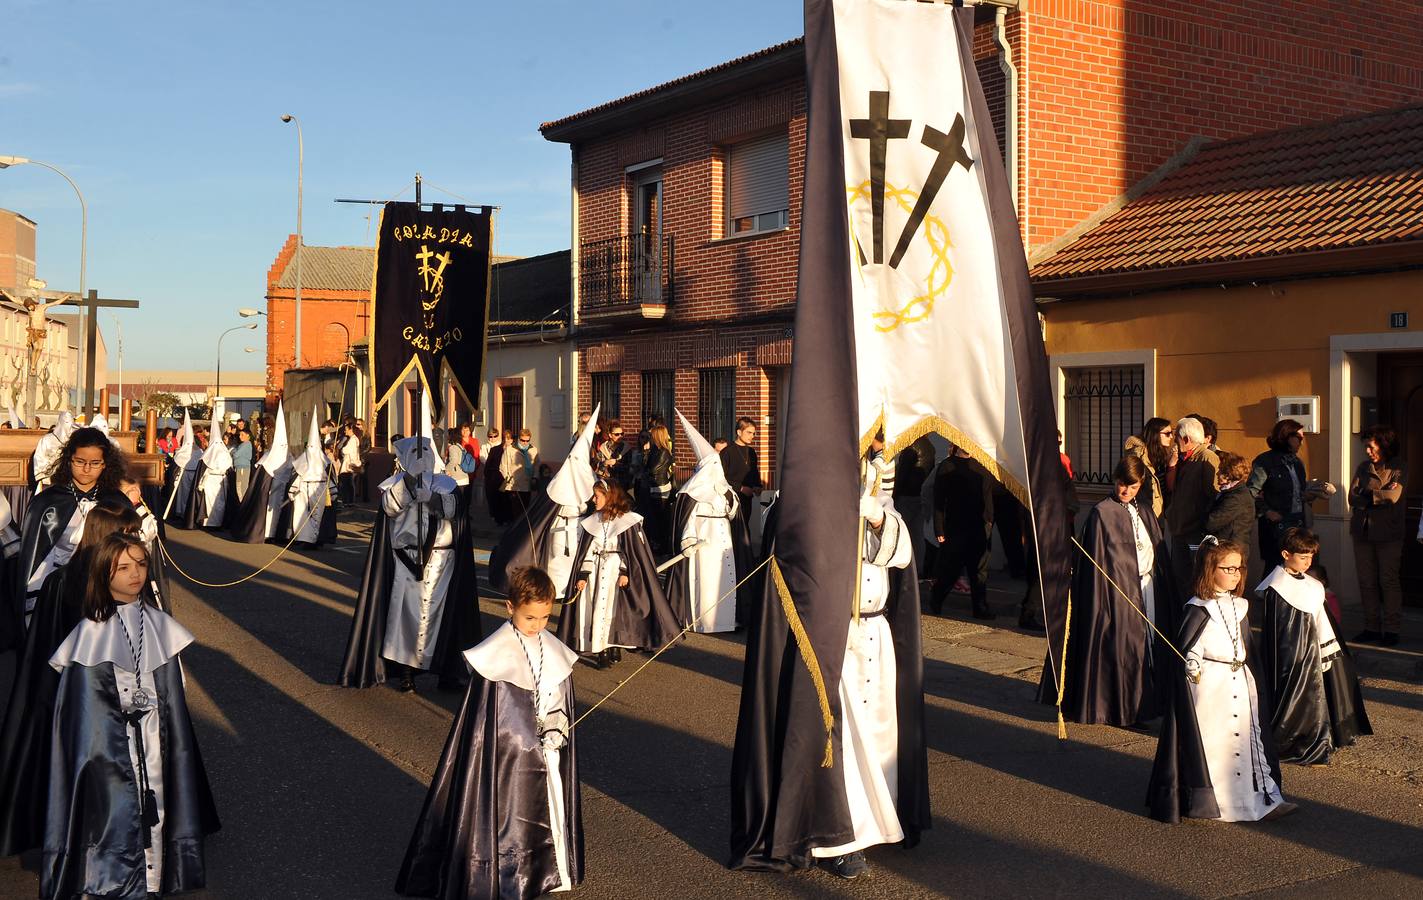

{"left": 720, "top": 417, "right": 763, "bottom": 528}
{"left": 1164, "top": 417, "right": 1220, "bottom": 598}
{"left": 1248, "top": 418, "right": 1331, "bottom": 568}
{"left": 893, "top": 436, "right": 936, "bottom": 580}
{"left": 930, "top": 444, "right": 995, "bottom": 619}
{"left": 1348, "top": 425, "right": 1407, "bottom": 646}
{"left": 1204, "top": 452, "right": 1255, "bottom": 548}
{"left": 231, "top": 427, "right": 254, "bottom": 501}
{"left": 1124, "top": 418, "right": 1174, "bottom": 523}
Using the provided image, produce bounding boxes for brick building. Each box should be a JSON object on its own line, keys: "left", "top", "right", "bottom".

{"left": 540, "top": 0, "right": 1423, "bottom": 497}
{"left": 265, "top": 235, "right": 373, "bottom": 401}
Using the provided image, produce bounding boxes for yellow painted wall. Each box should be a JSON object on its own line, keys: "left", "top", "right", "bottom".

{"left": 1042, "top": 269, "right": 1423, "bottom": 477}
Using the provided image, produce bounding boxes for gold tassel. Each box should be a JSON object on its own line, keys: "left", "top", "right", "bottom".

{"left": 1055, "top": 588, "right": 1072, "bottom": 741}
{"left": 771, "top": 559, "right": 836, "bottom": 768}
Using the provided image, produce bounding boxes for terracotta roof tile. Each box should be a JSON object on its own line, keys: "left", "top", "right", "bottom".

{"left": 1034, "top": 103, "right": 1423, "bottom": 284}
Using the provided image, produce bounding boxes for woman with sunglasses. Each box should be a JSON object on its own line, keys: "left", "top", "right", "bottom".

{"left": 1122, "top": 418, "right": 1174, "bottom": 523}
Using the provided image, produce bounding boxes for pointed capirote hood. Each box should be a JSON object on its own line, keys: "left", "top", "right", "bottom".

{"left": 89, "top": 413, "right": 111, "bottom": 436}
{"left": 675, "top": 408, "right": 732, "bottom": 504}
{"left": 6, "top": 402, "right": 22, "bottom": 429}
{"left": 174, "top": 411, "right": 199, "bottom": 472}
{"left": 393, "top": 434, "right": 439, "bottom": 479}
{"left": 200, "top": 410, "right": 232, "bottom": 470}
{"left": 257, "top": 400, "right": 291, "bottom": 476}
{"left": 292, "top": 405, "right": 326, "bottom": 479}
{"left": 547, "top": 403, "right": 600, "bottom": 508}
{"left": 53, "top": 410, "right": 75, "bottom": 443}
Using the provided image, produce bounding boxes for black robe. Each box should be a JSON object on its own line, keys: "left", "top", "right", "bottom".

{"left": 554, "top": 520, "right": 680, "bottom": 653}
{"left": 1261, "top": 586, "right": 1372, "bottom": 764}
{"left": 183, "top": 464, "right": 238, "bottom": 531}
{"left": 662, "top": 491, "right": 751, "bottom": 629}
{"left": 13, "top": 485, "right": 131, "bottom": 634}
{"left": 486, "top": 493, "right": 563, "bottom": 596}
{"left": 42, "top": 658, "right": 220, "bottom": 899}
{"left": 225, "top": 465, "right": 285, "bottom": 544}
{"left": 1146, "top": 604, "right": 1283, "bottom": 823}
{"left": 1040, "top": 498, "right": 1179, "bottom": 726}
{"left": 728, "top": 530, "right": 929, "bottom": 870}
{"left": 396, "top": 675, "right": 583, "bottom": 899}
{"left": 338, "top": 490, "right": 483, "bottom": 688}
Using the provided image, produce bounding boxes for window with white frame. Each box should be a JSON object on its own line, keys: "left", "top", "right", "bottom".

{"left": 726, "top": 130, "right": 789, "bottom": 236}
{"left": 1062, "top": 365, "right": 1146, "bottom": 485}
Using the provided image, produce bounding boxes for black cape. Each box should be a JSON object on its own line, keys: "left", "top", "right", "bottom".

{"left": 395, "top": 675, "right": 583, "bottom": 899}
{"left": 1040, "top": 498, "right": 1179, "bottom": 726}
{"left": 553, "top": 520, "right": 679, "bottom": 653}
{"left": 183, "top": 464, "right": 238, "bottom": 531}
{"left": 1261, "top": 587, "right": 1372, "bottom": 764}
{"left": 1146, "top": 603, "right": 1283, "bottom": 823}
{"left": 662, "top": 491, "right": 751, "bottom": 629}
{"left": 338, "top": 491, "right": 483, "bottom": 688}
{"left": 13, "top": 485, "right": 130, "bottom": 634}
{"left": 42, "top": 658, "right": 220, "bottom": 899}
{"left": 226, "top": 465, "right": 286, "bottom": 544}
{"left": 486, "top": 493, "right": 564, "bottom": 597}
{"left": 729, "top": 525, "right": 929, "bottom": 870}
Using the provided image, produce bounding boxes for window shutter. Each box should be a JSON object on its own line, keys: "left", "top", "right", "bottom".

{"left": 729, "top": 131, "right": 789, "bottom": 221}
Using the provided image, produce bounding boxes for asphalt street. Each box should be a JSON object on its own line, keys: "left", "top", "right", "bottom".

{"left": 2, "top": 509, "right": 1422, "bottom": 899}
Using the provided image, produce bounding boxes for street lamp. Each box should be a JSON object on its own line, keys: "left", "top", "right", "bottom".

{"left": 0, "top": 155, "right": 86, "bottom": 407}
{"left": 238, "top": 308, "right": 266, "bottom": 318}
{"left": 111, "top": 313, "right": 123, "bottom": 424}
{"left": 280, "top": 115, "right": 303, "bottom": 370}
{"left": 217, "top": 322, "right": 259, "bottom": 400}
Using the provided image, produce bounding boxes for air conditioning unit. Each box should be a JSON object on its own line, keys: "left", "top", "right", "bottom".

{"left": 1275, "top": 396, "right": 1320, "bottom": 433}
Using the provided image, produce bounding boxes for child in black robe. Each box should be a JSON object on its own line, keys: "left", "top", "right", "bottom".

{"left": 43, "top": 532, "right": 219, "bottom": 898}
{"left": 398, "top": 566, "right": 583, "bottom": 900}
{"left": 1257, "top": 528, "right": 1371, "bottom": 765}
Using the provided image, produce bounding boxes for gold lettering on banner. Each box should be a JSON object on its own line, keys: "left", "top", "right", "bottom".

{"left": 392, "top": 224, "right": 483, "bottom": 247}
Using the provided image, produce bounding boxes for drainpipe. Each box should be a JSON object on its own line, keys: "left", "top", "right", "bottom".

{"left": 993, "top": 4, "right": 1020, "bottom": 212}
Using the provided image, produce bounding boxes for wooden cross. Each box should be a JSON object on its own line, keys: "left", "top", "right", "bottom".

{"left": 2, "top": 287, "right": 140, "bottom": 414}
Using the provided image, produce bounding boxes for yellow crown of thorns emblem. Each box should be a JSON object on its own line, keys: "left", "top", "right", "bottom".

{"left": 848, "top": 180, "right": 954, "bottom": 333}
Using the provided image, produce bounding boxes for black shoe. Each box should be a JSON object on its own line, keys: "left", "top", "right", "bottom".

{"left": 610, "top": 648, "right": 623, "bottom": 663}
{"left": 818, "top": 851, "right": 868, "bottom": 879}
{"left": 1381, "top": 632, "right": 1400, "bottom": 647}
{"left": 581, "top": 653, "right": 608, "bottom": 670}
{"left": 1351, "top": 630, "right": 1382, "bottom": 644}
{"left": 398, "top": 674, "right": 416, "bottom": 693}
{"left": 1018, "top": 613, "right": 1045, "bottom": 633}
{"left": 972, "top": 604, "right": 996, "bottom": 620}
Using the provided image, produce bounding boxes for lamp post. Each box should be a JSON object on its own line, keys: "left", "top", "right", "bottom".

{"left": 0, "top": 156, "right": 86, "bottom": 406}
{"left": 279, "top": 115, "right": 303, "bottom": 370}
{"left": 217, "top": 322, "right": 259, "bottom": 400}
{"left": 112, "top": 313, "right": 122, "bottom": 424}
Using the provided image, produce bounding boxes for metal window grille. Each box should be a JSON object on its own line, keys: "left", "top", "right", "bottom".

{"left": 1063, "top": 365, "right": 1146, "bottom": 485}
{"left": 698, "top": 368, "right": 736, "bottom": 446}
{"left": 590, "top": 372, "right": 621, "bottom": 425}
{"left": 499, "top": 382, "right": 524, "bottom": 437}
{"left": 641, "top": 370, "right": 675, "bottom": 433}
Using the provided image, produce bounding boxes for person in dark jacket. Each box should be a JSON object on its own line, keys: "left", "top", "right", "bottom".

{"left": 1248, "top": 418, "right": 1332, "bottom": 568}
{"left": 930, "top": 446, "right": 995, "bottom": 619}
{"left": 1348, "top": 425, "right": 1407, "bottom": 646}
{"left": 1204, "top": 452, "right": 1255, "bottom": 548}
{"left": 892, "top": 437, "right": 935, "bottom": 579}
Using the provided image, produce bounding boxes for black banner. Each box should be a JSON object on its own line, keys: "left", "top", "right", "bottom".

{"left": 371, "top": 202, "right": 492, "bottom": 417}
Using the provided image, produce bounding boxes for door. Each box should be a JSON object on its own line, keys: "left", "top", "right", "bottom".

{"left": 1378, "top": 352, "right": 1423, "bottom": 606}
{"left": 633, "top": 168, "right": 663, "bottom": 303}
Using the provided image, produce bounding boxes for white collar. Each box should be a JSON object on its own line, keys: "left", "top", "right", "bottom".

{"left": 1187, "top": 592, "right": 1248, "bottom": 624}
{"left": 581, "top": 510, "right": 642, "bottom": 539}
{"left": 1256, "top": 565, "right": 1325, "bottom": 613}
{"left": 463, "top": 622, "right": 576, "bottom": 690}
{"left": 50, "top": 601, "right": 194, "bottom": 674}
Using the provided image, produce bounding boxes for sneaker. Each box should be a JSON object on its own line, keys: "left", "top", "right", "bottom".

{"left": 1261, "top": 801, "right": 1298, "bottom": 821}
{"left": 1380, "top": 632, "right": 1400, "bottom": 647}
{"left": 1351, "top": 630, "right": 1382, "bottom": 644}
{"left": 818, "top": 851, "right": 868, "bottom": 879}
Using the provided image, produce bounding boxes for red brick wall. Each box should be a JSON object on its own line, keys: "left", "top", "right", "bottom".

{"left": 1023, "top": 0, "right": 1423, "bottom": 251}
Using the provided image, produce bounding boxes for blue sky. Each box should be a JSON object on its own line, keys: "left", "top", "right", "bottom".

{"left": 1, "top": 0, "right": 802, "bottom": 371}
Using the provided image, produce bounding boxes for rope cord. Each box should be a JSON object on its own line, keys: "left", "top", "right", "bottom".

{"left": 155, "top": 485, "right": 326, "bottom": 589}
{"left": 1069, "top": 535, "right": 1187, "bottom": 663}
{"left": 1055, "top": 589, "right": 1071, "bottom": 740}
{"left": 571, "top": 553, "right": 773, "bottom": 729}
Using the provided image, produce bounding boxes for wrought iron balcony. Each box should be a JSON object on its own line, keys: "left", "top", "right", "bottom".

{"left": 578, "top": 230, "right": 674, "bottom": 319}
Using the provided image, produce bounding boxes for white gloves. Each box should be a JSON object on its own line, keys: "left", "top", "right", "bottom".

{"left": 859, "top": 493, "right": 884, "bottom": 527}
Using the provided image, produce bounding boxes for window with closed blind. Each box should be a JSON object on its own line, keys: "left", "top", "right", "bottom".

{"left": 727, "top": 131, "right": 789, "bottom": 235}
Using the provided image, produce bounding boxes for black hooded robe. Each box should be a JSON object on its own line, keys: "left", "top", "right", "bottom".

{"left": 662, "top": 491, "right": 751, "bottom": 630}
{"left": 395, "top": 674, "right": 583, "bottom": 900}
{"left": 1040, "top": 498, "right": 1179, "bottom": 726}
{"left": 1146, "top": 603, "right": 1284, "bottom": 824}
{"left": 728, "top": 528, "right": 929, "bottom": 870}
{"left": 486, "top": 494, "right": 562, "bottom": 596}
{"left": 1261, "top": 584, "right": 1372, "bottom": 764}
{"left": 554, "top": 519, "right": 680, "bottom": 653}
{"left": 12, "top": 485, "right": 130, "bottom": 637}
{"left": 42, "top": 658, "right": 220, "bottom": 898}
{"left": 338, "top": 491, "right": 483, "bottom": 688}
{"left": 183, "top": 464, "right": 238, "bottom": 531}
{"left": 225, "top": 465, "right": 285, "bottom": 544}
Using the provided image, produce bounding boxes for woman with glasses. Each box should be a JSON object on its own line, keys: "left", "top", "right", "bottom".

{"left": 1123, "top": 418, "right": 1174, "bottom": 523}
{"left": 1248, "top": 418, "right": 1333, "bottom": 570}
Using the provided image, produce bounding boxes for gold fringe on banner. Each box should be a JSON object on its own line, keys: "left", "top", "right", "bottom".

{"left": 1056, "top": 589, "right": 1071, "bottom": 740}
{"left": 859, "top": 412, "right": 1031, "bottom": 509}
{"left": 771, "top": 558, "right": 836, "bottom": 768}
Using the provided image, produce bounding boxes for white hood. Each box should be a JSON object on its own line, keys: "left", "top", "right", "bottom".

{"left": 200, "top": 411, "right": 232, "bottom": 472}
{"left": 393, "top": 434, "right": 457, "bottom": 493}
{"left": 675, "top": 408, "right": 732, "bottom": 505}
{"left": 53, "top": 410, "right": 75, "bottom": 443}
{"left": 257, "top": 400, "right": 292, "bottom": 476}
{"left": 547, "top": 403, "right": 600, "bottom": 509}
{"left": 292, "top": 405, "right": 326, "bottom": 480}
{"left": 6, "top": 403, "right": 22, "bottom": 429}
{"left": 174, "top": 411, "right": 199, "bottom": 472}
{"left": 89, "top": 413, "right": 111, "bottom": 436}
